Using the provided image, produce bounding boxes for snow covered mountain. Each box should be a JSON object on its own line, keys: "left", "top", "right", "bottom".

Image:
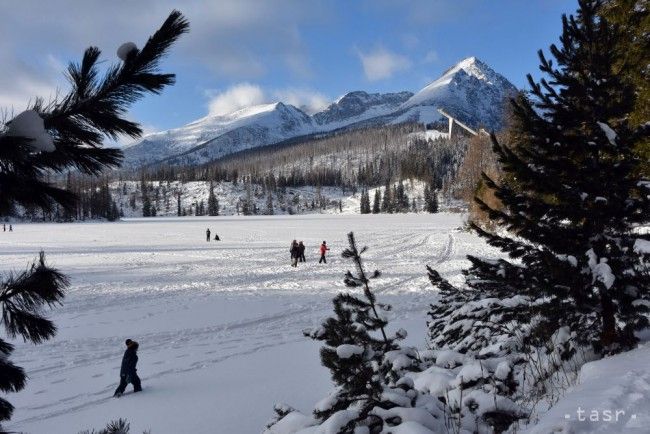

{"left": 313, "top": 91, "right": 413, "bottom": 127}
{"left": 123, "top": 102, "right": 314, "bottom": 167}
{"left": 122, "top": 57, "right": 516, "bottom": 167}
{"left": 397, "top": 56, "right": 518, "bottom": 129}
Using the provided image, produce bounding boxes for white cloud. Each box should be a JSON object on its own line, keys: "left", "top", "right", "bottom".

{"left": 207, "top": 83, "right": 266, "bottom": 116}
{"left": 423, "top": 49, "right": 439, "bottom": 63}
{"left": 0, "top": 0, "right": 327, "bottom": 108}
{"left": 112, "top": 123, "right": 159, "bottom": 148}
{"left": 357, "top": 46, "right": 412, "bottom": 81}
{"left": 272, "top": 88, "right": 330, "bottom": 114}
{"left": 205, "top": 84, "right": 330, "bottom": 116}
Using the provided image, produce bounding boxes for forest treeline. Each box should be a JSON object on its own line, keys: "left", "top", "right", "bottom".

{"left": 18, "top": 121, "right": 498, "bottom": 220}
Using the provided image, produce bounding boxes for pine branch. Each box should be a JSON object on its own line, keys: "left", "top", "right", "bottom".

{"left": 0, "top": 252, "right": 68, "bottom": 343}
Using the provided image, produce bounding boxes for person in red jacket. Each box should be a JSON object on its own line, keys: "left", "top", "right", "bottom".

{"left": 319, "top": 241, "right": 330, "bottom": 264}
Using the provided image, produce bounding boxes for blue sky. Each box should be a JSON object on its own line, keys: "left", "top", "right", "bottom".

{"left": 0, "top": 1, "right": 577, "bottom": 141}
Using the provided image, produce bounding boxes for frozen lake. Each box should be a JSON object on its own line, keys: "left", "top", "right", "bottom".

{"left": 1, "top": 213, "right": 493, "bottom": 433}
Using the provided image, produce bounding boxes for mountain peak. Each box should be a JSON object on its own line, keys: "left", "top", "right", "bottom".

{"left": 400, "top": 56, "right": 517, "bottom": 129}
{"left": 314, "top": 90, "right": 413, "bottom": 126}
{"left": 439, "top": 56, "right": 495, "bottom": 83}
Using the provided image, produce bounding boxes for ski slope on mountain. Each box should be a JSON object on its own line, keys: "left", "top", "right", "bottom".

{"left": 3, "top": 213, "right": 491, "bottom": 434}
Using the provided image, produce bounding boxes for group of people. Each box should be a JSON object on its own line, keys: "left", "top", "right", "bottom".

{"left": 206, "top": 228, "right": 220, "bottom": 241}
{"left": 290, "top": 240, "right": 330, "bottom": 267}
{"left": 3, "top": 224, "right": 12, "bottom": 232}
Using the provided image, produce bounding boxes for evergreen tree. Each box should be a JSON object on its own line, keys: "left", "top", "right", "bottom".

{"left": 372, "top": 189, "right": 381, "bottom": 214}
{"left": 381, "top": 181, "right": 392, "bottom": 213}
{"left": 601, "top": 0, "right": 649, "bottom": 173}
{"left": 270, "top": 233, "right": 426, "bottom": 433}
{"left": 207, "top": 181, "right": 219, "bottom": 216}
{"left": 266, "top": 192, "right": 274, "bottom": 215}
{"left": 359, "top": 189, "right": 371, "bottom": 214}
{"left": 142, "top": 194, "right": 152, "bottom": 217}
{"left": 302, "top": 233, "right": 415, "bottom": 429}
{"left": 108, "top": 200, "right": 120, "bottom": 222}
{"left": 0, "top": 10, "right": 187, "bottom": 426}
{"left": 428, "top": 0, "right": 649, "bottom": 363}
{"left": 396, "top": 181, "right": 404, "bottom": 212}
{"left": 423, "top": 184, "right": 439, "bottom": 213}
{"left": 176, "top": 191, "right": 182, "bottom": 216}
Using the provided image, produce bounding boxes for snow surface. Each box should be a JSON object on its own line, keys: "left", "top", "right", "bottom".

{"left": 526, "top": 343, "right": 650, "bottom": 433}
{"left": 2, "top": 213, "right": 494, "bottom": 433}
{"left": 597, "top": 121, "right": 617, "bottom": 146}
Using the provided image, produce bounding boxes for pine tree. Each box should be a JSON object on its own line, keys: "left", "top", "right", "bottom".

{"left": 207, "top": 181, "right": 219, "bottom": 216}
{"left": 428, "top": 0, "right": 649, "bottom": 361}
{"left": 302, "top": 233, "right": 416, "bottom": 428}
{"left": 381, "top": 181, "right": 392, "bottom": 213}
{"left": 266, "top": 192, "right": 274, "bottom": 215}
{"left": 142, "top": 194, "right": 152, "bottom": 217}
{"left": 372, "top": 189, "right": 381, "bottom": 214}
{"left": 601, "top": 0, "right": 649, "bottom": 174}
{"left": 0, "top": 10, "right": 188, "bottom": 426}
{"left": 359, "top": 189, "right": 371, "bottom": 214}
{"left": 395, "top": 181, "right": 404, "bottom": 212}
{"left": 108, "top": 200, "right": 119, "bottom": 222}
{"left": 424, "top": 183, "right": 439, "bottom": 213}
{"left": 271, "top": 233, "right": 424, "bottom": 433}
{"left": 176, "top": 191, "right": 182, "bottom": 216}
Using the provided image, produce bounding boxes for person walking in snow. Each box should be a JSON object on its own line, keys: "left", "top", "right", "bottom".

{"left": 8, "top": 224, "right": 12, "bottom": 232}
{"left": 298, "top": 241, "right": 306, "bottom": 263}
{"left": 206, "top": 228, "right": 211, "bottom": 242}
{"left": 319, "top": 241, "right": 330, "bottom": 264}
{"left": 290, "top": 240, "right": 300, "bottom": 267}
{"left": 2, "top": 224, "right": 5, "bottom": 232}
{"left": 114, "top": 339, "right": 142, "bottom": 397}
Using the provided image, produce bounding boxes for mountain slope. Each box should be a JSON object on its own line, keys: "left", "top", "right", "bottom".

{"left": 400, "top": 56, "right": 517, "bottom": 129}
{"left": 122, "top": 57, "right": 517, "bottom": 167}
{"left": 313, "top": 91, "right": 413, "bottom": 127}
{"left": 123, "top": 102, "right": 313, "bottom": 167}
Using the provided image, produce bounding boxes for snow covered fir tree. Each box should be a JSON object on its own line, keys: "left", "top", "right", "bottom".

{"left": 267, "top": 233, "right": 431, "bottom": 433}
{"left": 425, "top": 0, "right": 650, "bottom": 429}
{"left": 265, "top": 1, "right": 649, "bottom": 433}
{"left": 0, "top": 10, "right": 188, "bottom": 430}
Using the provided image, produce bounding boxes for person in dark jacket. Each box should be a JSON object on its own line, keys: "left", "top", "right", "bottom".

{"left": 298, "top": 241, "right": 306, "bottom": 263}
{"left": 290, "top": 240, "right": 300, "bottom": 267}
{"left": 206, "top": 228, "right": 211, "bottom": 242}
{"left": 114, "top": 339, "right": 142, "bottom": 397}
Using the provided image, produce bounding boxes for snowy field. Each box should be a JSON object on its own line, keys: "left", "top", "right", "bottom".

{"left": 0, "top": 213, "right": 491, "bottom": 434}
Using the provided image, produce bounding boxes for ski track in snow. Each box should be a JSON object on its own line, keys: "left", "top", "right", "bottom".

{"left": 1, "top": 214, "right": 498, "bottom": 434}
